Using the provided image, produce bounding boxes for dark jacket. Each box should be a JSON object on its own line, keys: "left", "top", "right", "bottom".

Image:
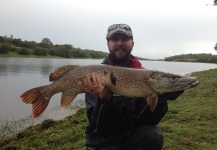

{"left": 85, "top": 55, "right": 168, "bottom": 148}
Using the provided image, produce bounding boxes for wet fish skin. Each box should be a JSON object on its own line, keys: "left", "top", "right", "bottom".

{"left": 20, "top": 65, "right": 199, "bottom": 118}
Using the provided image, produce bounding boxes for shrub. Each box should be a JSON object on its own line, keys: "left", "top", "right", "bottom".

{"left": 33, "top": 47, "right": 48, "bottom": 56}
{"left": 49, "top": 48, "right": 57, "bottom": 56}
{"left": 18, "top": 48, "right": 29, "bottom": 55}
{"left": 0, "top": 43, "right": 11, "bottom": 54}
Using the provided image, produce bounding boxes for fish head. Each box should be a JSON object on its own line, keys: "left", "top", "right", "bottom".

{"left": 148, "top": 71, "right": 200, "bottom": 94}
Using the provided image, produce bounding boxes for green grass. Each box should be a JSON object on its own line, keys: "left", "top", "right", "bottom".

{"left": 0, "top": 109, "right": 87, "bottom": 150}
{"left": 0, "top": 52, "right": 64, "bottom": 58}
{"left": 160, "top": 69, "right": 217, "bottom": 150}
{"left": 0, "top": 69, "right": 217, "bottom": 149}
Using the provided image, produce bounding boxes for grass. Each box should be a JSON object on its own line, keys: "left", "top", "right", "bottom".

{"left": 0, "top": 109, "right": 87, "bottom": 150}
{"left": 160, "top": 69, "right": 217, "bottom": 149}
{"left": 0, "top": 69, "right": 217, "bottom": 149}
{"left": 0, "top": 52, "right": 64, "bottom": 58}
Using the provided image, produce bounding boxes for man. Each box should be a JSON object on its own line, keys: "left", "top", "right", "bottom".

{"left": 78, "top": 24, "right": 183, "bottom": 150}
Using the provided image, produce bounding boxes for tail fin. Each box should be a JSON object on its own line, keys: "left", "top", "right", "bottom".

{"left": 20, "top": 86, "right": 51, "bottom": 119}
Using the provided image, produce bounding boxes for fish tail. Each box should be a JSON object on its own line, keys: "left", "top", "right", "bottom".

{"left": 20, "top": 86, "right": 51, "bottom": 119}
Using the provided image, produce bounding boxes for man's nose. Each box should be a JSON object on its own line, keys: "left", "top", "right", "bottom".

{"left": 116, "top": 38, "right": 124, "bottom": 45}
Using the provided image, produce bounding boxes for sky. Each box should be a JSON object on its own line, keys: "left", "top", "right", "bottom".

{"left": 0, "top": 0, "right": 217, "bottom": 59}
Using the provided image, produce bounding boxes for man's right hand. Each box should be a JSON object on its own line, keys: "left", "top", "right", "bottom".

{"left": 77, "top": 72, "right": 111, "bottom": 100}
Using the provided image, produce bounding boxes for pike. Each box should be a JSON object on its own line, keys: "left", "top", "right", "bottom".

{"left": 20, "top": 65, "right": 199, "bottom": 118}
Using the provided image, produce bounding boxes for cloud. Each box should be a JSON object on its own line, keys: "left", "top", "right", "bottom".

{"left": 0, "top": 0, "right": 216, "bottom": 59}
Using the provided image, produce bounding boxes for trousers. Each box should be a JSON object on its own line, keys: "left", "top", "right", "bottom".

{"left": 86, "top": 125, "right": 163, "bottom": 150}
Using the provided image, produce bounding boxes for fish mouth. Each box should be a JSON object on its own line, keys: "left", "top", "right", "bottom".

{"left": 184, "top": 78, "right": 200, "bottom": 89}
{"left": 175, "top": 77, "right": 200, "bottom": 90}
{"left": 189, "top": 80, "right": 200, "bottom": 88}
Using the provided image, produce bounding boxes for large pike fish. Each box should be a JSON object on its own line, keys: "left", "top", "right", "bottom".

{"left": 20, "top": 65, "right": 199, "bottom": 118}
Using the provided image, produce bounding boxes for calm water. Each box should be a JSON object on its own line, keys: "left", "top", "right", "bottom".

{"left": 0, "top": 57, "right": 216, "bottom": 136}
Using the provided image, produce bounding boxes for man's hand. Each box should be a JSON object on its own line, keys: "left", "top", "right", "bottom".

{"left": 77, "top": 72, "right": 111, "bottom": 100}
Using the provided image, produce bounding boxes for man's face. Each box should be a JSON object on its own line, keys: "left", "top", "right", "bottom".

{"left": 107, "top": 33, "right": 134, "bottom": 63}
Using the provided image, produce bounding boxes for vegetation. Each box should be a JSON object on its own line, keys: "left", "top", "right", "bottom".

{"left": 1, "top": 69, "right": 217, "bottom": 149}
{"left": 214, "top": 43, "right": 217, "bottom": 51}
{"left": 165, "top": 53, "right": 217, "bottom": 64}
{"left": 160, "top": 68, "right": 217, "bottom": 149}
{"left": 0, "top": 35, "right": 108, "bottom": 59}
{"left": 0, "top": 109, "right": 87, "bottom": 150}
{"left": 1, "top": 35, "right": 217, "bottom": 62}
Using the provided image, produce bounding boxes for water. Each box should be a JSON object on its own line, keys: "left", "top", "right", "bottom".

{"left": 0, "top": 57, "right": 216, "bottom": 137}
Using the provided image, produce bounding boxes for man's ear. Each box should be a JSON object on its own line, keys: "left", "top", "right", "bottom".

{"left": 131, "top": 41, "right": 134, "bottom": 50}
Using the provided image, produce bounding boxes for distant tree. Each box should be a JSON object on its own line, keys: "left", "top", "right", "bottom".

{"left": 0, "top": 36, "right": 6, "bottom": 43}
{"left": 63, "top": 44, "right": 73, "bottom": 49}
{"left": 10, "top": 34, "right": 13, "bottom": 39}
{"left": 26, "top": 41, "right": 37, "bottom": 49}
{"left": 214, "top": 43, "right": 217, "bottom": 52}
{"left": 19, "top": 40, "right": 37, "bottom": 49}
{"left": 41, "top": 38, "right": 53, "bottom": 45}
{"left": 214, "top": 0, "right": 217, "bottom": 5}
{"left": 11, "top": 38, "right": 22, "bottom": 46}
{"left": 40, "top": 38, "right": 53, "bottom": 48}
{"left": 0, "top": 43, "right": 11, "bottom": 54}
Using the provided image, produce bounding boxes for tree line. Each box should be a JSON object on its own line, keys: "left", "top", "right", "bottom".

{"left": 0, "top": 36, "right": 108, "bottom": 58}
{"left": 165, "top": 53, "right": 217, "bottom": 64}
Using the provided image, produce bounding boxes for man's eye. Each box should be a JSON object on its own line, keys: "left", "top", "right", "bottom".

{"left": 111, "top": 37, "right": 119, "bottom": 41}
{"left": 122, "top": 37, "right": 130, "bottom": 41}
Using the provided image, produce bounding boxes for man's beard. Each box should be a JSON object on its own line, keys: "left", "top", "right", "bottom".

{"left": 109, "top": 46, "right": 132, "bottom": 64}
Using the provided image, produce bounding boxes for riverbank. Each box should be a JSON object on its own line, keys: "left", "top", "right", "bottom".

{"left": 0, "top": 52, "right": 68, "bottom": 58}
{"left": 1, "top": 68, "right": 217, "bottom": 149}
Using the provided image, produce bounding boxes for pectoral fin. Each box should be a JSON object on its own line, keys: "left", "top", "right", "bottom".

{"left": 60, "top": 92, "right": 78, "bottom": 108}
{"left": 147, "top": 94, "right": 158, "bottom": 112}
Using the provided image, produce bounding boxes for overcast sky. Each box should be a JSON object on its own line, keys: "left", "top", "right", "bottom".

{"left": 0, "top": 0, "right": 217, "bottom": 59}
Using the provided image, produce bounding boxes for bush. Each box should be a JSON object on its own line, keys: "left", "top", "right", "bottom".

{"left": 18, "top": 48, "right": 29, "bottom": 55}
{"left": 33, "top": 47, "right": 43, "bottom": 55}
{"left": 49, "top": 48, "right": 57, "bottom": 56}
{"left": 0, "top": 36, "right": 6, "bottom": 43}
{"left": 0, "top": 43, "right": 11, "bottom": 54}
{"left": 33, "top": 47, "right": 48, "bottom": 56}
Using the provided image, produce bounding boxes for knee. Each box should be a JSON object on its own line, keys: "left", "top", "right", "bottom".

{"left": 151, "top": 126, "right": 163, "bottom": 145}
{"left": 138, "top": 126, "right": 164, "bottom": 150}
{"left": 123, "top": 126, "right": 164, "bottom": 150}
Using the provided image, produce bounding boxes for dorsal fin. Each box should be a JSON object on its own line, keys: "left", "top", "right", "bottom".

{"left": 49, "top": 65, "right": 78, "bottom": 82}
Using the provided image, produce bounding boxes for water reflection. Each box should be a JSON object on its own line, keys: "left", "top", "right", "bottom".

{"left": 0, "top": 58, "right": 103, "bottom": 77}
{"left": 0, "top": 58, "right": 54, "bottom": 77}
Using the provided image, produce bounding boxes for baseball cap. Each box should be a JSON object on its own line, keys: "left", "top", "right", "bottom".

{"left": 106, "top": 24, "right": 133, "bottom": 40}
